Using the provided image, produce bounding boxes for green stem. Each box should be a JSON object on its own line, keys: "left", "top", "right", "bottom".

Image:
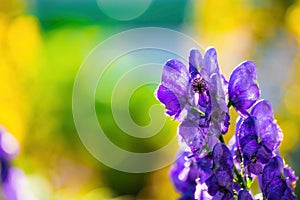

{"left": 234, "top": 165, "right": 246, "bottom": 189}
{"left": 219, "top": 135, "right": 225, "bottom": 143}
{"left": 227, "top": 101, "right": 233, "bottom": 108}
{"left": 190, "top": 106, "right": 206, "bottom": 116}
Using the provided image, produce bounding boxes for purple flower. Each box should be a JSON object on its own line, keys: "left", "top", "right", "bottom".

{"left": 205, "top": 143, "right": 234, "bottom": 199}
{"left": 194, "top": 154, "right": 213, "bottom": 200}
{"left": 237, "top": 189, "right": 253, "bottom": 200}
{"left": 1, "top": 159, "right": 10, "bottom": 182}
{"left": 156, "top": 59, "right": 190, "bottom": 118}
{"left": 156, "top": 48, "right": 229, "bottom": 154}
{"left": 196, "top": 155, "right": 213, "bottom": 183}
{"left": 197, "top": 49, "right": 229, "bottom": 135}
{"left": 2, "top": 167, "right": 37, "bottom": 200}
{"left": 250, "top": 100, "right": 282, "bottom": 151}
{"left": 0, "top": 127, "right": 19, "bottom": 160}
{"left": 0, "top": 127, "right": 20, "bottom": 183}
{"left": 170, "top": 151, "right": 214, "bottom": 200}
{"left": 228, "top": 61, "right": 260, "bottom": 116}
{"left": 261, "top": 156, "right": 297, "bottom": 200}
{"left": 236, "top": 100, "right": 282, "bottom": 175}
{"left": 169, "top": 151, "right": 198, "bottom": 197}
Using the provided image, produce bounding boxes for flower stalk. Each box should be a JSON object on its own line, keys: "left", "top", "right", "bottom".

{"left": 155, "top": 47, "right": 297, "bottom": 199}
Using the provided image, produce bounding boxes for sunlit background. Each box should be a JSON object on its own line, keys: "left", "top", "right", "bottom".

{"left": 0, "top": 0, "right": 300, "bottom": 199}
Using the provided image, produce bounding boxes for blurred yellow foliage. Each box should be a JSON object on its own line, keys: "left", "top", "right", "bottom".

{"left": 287, "top": 3, "right": 300, "bottom": 44}
{"left": 7, "top": 15, "right": 42, "bottom": 67}
{"left": 0, "top": 14, "right": 42, "bottom": 144}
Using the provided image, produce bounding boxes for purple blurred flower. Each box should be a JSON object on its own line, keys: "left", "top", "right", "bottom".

{"left": 228, "top": 61, "right": 260, "bottom": 117}
{"left": 0, "top": 127, "right": 20, "bottom": 183}
{"left": 156, "top": 48, "right": 228, "bottom": 153}
{"left": 236, "top": 100, "right": 282, "bottom": 175}
{"left": 2, "top": 167, "right": 37, "bottom": 200}
{"left": 261, "top": 156, "right": 296, "bottom": 200}
{"left": 169, "top": 151, "right": 199, "bottom": 198}
{"left": 0, "top": 127, "right": 19, "bottom": 160}
{"left": 0, "top": 127, "right": 36, "bottom": 200}
{"left": 205, "top": 143, "right": 234, "bottom": 199}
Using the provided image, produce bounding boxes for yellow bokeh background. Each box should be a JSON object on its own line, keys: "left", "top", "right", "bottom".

{"left": 0, "top": 0, "right": 299, "bottom": 199}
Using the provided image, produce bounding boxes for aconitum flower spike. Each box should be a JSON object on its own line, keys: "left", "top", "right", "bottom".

{"left": 228, "top": 61, "right": 260, "bottom": 116}
{"left": 156, "top": 47, "right": 297, "bottom": 200}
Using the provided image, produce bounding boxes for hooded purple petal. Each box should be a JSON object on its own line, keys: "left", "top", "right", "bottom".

{"left": 237, "top": 116, "right": 258, "bottom": 150}
{"left": 264, "top": 178, "right": 294, "bottom": 200}
{"left": 206, "top": 175, "right": 219, "bottom": 196}
{"left": 256, "top": 145, "right": 273, "bottom": 164}
{"left": 196, "top": 156, "right": 213, "bottom": 183}
{"left": 156, "top": 59, "right": 189, "bottom": 118}
{"left": 247, "top": 162, "right": 263, "bottom": 176}
{"left": 202, "top": 47, "right": 219, "bottom": 78}
{"left": 251, "top": 100, "right": 283, "bottom": 151}
{"left": 206, "top": 173, "right": 234, "bottom": 200}
{"left": 215, "top": 169, "right": 233, "bottom": 189}
{"left": 228, "top": 61, "right": 260, "bottom": 116}
{"left": 156, "top": 85, "right": 181, "bottom": 116}
{"left": 161, "top": 59, "right": 189, "bottom": 95}
{"left": 189, "top": 49, "right": 203, "bottom": 76}
{"left": 201, "top": 48, "right": 229, "bottom": 136}
{"left": 212, "top": 143, "right": 234, "bottom": 172}
{"left": 242, "top": 140, "right": 259, "bottom": 165}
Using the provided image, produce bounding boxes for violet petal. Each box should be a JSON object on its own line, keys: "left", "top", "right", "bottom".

{"left": 228, "top": 61, "right": 260, "bottom": 115}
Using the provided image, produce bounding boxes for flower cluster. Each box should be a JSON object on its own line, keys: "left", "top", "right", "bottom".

{"left": 155, "top": 47, "right": 297, "bottom": 199}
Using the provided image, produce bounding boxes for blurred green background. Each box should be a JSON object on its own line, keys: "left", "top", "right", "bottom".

{"left": 1, "top": 0, "right": 300, "bottom": 199}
